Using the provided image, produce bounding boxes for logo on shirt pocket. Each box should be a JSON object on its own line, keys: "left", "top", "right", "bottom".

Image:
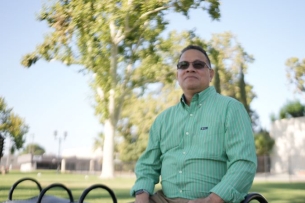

{"left": 200, "top": 127, "right": 208, "bottom": 130}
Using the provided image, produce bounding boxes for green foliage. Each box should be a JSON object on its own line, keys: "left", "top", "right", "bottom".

{"left": 21, "top": 0, "right": 220, "bottom": 177}
{"left": 0, "top": 97, "right": 28, "bottom": 154}
{"left": 286, "top": 57, "right": 305, "bottom": 94}
{"left": 21, "top": 0, "right": 220, "bottom": 123}
{"left": 20, "top": 143, "right": 46, "bottom": 155}
{"left": 254, "top": 129, "right": 275, "bottom": 156}
{"left": 279, "top": 100, "right": 305, "bottom": 119}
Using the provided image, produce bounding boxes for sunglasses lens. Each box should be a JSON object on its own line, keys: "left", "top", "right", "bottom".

{"left": 193, "top": 61, "right": 205, "bottom": 69}
{"left": 177, "top": 61, "right": 207, "bottom": 69}
{"left": 177, "top": 61, "right": 190, "bottom": 69}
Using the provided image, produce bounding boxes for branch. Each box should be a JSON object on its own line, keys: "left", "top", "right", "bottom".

{"left": 139, "top": 6, "right": 170, "bottom": 19}
{"left": 115, "top": 4, "right": 173, "bottom": 44}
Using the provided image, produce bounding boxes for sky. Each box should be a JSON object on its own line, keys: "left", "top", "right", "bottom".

{"left": 0, "top": 1, "right": 304, "bottom": 155}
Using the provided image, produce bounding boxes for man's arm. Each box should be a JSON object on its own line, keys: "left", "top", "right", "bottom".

{"left": 209, "top": 101, "right": 257, "bottom": 202}
{"left": 130, "top": 118, "right": 162, "bottom": 196}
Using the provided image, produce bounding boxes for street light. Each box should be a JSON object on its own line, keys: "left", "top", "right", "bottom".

{"left": 54, "top": 130, "right": 67, "bottom": 173}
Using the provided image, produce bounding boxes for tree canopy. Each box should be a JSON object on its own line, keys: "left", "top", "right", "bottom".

{"left": 279, "top": 100, "right": 305, "bottom": 119}
{"left": 286, "top": 57, "right": 305, "bottom": 95}
{"left": 20, "top": 143, "right": 46, "bottom": 155}
{"left": 254, "top": 129, "right": 275, "bottom": 156}
{"left": 0, "top": 97, "right": 28, "bottom": 155}
{"left": 21, "top": 0, "right": 221, "bottom": 178}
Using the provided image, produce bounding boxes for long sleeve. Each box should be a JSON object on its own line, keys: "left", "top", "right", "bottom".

{"left": 210, "top": 101, "right": 257, "bottom": 203}
{"left": 130, "top": 118, "right": 162, "bottom": 196}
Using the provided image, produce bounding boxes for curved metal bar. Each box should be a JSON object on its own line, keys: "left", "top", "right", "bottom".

{"left": 241, "top": 192, "right": 268, "bottom": 203}
{"left": 8, "top": 177, "right": 42, "bottom": 200}
{"left": 37, "top": 183, "right": 74, "bottom": 203}
{"left": 79, "top": 184, "right": 117, "bottom": 203}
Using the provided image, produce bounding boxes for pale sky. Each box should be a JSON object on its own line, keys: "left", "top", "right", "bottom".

{"left": 0, "top": 1, "right": 304, "bottom": 155}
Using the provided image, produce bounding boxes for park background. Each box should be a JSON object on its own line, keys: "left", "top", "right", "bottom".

{"left": 1, "top": 0, "right": 305, "bottom": 202}
{"left": 1, "top": 0, "right": 304, "bottom": 154}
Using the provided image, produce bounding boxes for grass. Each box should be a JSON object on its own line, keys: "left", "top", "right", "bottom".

{"left": 0, "top": 170, "right": 305, "bottom": 203}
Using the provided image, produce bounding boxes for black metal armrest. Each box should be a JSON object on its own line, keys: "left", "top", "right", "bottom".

{"left": 79, "top": 184, "right": 117, "bottom": 203}
{"left": 241, "top": 192, "right": 268, "bottom": 203}
{"left": 8, "top": 177, "right": 42, "bottom": 200}
{"left": 37, "top": 183, "right": 74, "bottom": 203}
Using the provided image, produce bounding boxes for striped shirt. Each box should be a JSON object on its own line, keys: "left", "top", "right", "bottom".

{"left": 131, "top": 86, "right": 257, "bottom": 203}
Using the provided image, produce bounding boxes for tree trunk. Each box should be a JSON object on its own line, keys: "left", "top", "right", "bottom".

{"left": 100, "top": 41, "right": 118, "bottom": 178}
{"left": 100, "top": 118, "right": 115, "bottom": 178}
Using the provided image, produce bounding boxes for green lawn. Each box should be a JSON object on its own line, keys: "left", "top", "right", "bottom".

{"left": 0, "top": 171, "right": 304, "bottom": 203}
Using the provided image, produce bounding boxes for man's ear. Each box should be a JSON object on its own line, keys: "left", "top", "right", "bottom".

{"left": 209, "top": 69, "right": 214, "bottom": 82}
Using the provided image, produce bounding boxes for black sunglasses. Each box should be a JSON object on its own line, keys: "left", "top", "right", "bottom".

{"left": 177, "top": 60, "right": 211, "bottom": 70}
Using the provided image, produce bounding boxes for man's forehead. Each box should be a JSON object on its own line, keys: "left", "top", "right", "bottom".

{"left": 179, "top": 49, "right": 208, "bottom": 61}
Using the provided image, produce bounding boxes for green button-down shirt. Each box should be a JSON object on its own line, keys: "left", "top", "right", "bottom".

{"left": 131, "top": 86, "right": 257, "bottom": 203}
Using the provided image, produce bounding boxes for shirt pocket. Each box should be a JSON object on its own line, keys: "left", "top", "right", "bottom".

{"left": 192, "top": 122, "right": 225, "bottom": 159}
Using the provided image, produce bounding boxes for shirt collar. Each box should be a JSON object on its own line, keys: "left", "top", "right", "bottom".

{"left": 180, "top": 86, "right": 216, "bottom": 106}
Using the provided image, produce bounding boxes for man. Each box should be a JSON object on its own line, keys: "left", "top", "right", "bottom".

{"left": 131, "top": 45, "right": 257, "bottom": 203}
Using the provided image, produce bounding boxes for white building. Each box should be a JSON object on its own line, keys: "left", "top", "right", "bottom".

{"left": 17, "top": 147, "right": 103, "bottom": 173}
{"left": 270, "top": 117, "right": 305, "bottom": 175}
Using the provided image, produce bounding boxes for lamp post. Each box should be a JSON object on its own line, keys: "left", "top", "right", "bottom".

{"left": 54, "top": 131, "right": 67, "bottom": 173}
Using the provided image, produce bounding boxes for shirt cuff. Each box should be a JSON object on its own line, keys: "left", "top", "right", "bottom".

{"left": 210, "top": 184, "right": 246, "bottom": 203}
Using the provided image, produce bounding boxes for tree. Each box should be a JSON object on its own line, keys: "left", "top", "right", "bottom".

{"left": 0, "top": 97, "right": 28, "bottom": 159}
{"left": 254, "top": 129, "right": 275, "bottom": 156}
{"left": 286, "top": 57, "right": 305, "bottom": 95}
{"left": 21, "top": 0, "right": 221, "bottom": 178}
{"left": 279, "top": 100, "right": 305, "bottom": 119}
{"left": 20, "top": 143, "right": 46, "bottom": 155}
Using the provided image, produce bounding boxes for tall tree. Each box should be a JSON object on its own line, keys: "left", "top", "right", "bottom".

{"left": 254, "top": 129, "right": 274, "bottom": 156}
{"left": 286, "top": 57, "right": 305, "bottom": 95}
{"left": 0, "top": 97, "right": 28, "bottom": 159}
{"left": 20, "top": 143, "right": 46, "bottom": 155}
{"left": 21, "top": 0, "right": 221, "bottom": 178}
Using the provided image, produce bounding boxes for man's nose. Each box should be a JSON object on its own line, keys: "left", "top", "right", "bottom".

{"left": 186, "top": 63, "right": 196, "bottom": 71}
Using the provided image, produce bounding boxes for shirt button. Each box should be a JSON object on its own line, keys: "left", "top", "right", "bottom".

{"left": 183, "top": 152, "right": 186, "bottom": 154}
{"left": 186, "top": 132, "right": 189, "bottom": 135}
{"left": 179, "top": 171, "right": 182, "bottom": 173}
{"left": 180, "top": 190, "right": 182, "bottom": 193}
{"left": 190, "top": 114, "right": 193, "bottom": 116}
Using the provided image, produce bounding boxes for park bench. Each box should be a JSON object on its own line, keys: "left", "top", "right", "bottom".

{"left": 3, "top": 177, "right": 267, "bottom": 203}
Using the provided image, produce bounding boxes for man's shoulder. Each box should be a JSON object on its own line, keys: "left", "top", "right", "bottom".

{"left": 156, "top": 103, "right": 180, "bottom": 119}
{"left": 214, "top": 92, "right": 240, "bottom": 104}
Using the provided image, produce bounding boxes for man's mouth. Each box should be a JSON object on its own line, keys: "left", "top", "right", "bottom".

{"left": 185, "top": 76, "right": 197, "bottom": 80}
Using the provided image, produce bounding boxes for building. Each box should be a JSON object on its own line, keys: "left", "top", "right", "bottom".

{"left": 1, "top": 147, "right": 103, "bottom": 173}
{"left": 270, "top": 117, "right": 305, "bottom": 175}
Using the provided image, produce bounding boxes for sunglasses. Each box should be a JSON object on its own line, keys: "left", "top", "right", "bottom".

{"left": 177, "top": 60, "right": 211, "bottom": 70}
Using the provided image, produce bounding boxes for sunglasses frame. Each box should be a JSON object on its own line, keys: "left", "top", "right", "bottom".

{"left": 177, "top": 60, "right": 211, "bottom": 70}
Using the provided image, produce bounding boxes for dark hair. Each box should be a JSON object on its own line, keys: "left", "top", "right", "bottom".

{"left": 179, "top": 45, "right": 211, "bottom": 67}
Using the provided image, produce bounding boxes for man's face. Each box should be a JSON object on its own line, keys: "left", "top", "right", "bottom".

{"left": 177, "top": 49, "right": 214, "bottom": 95}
